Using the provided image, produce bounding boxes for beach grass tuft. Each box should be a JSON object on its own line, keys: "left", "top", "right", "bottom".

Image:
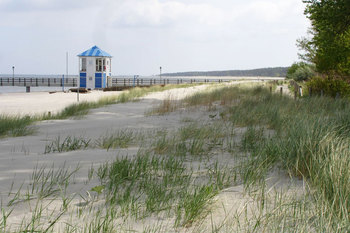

{"left": 0, "top": 115, "right": 35, "bottom": 137}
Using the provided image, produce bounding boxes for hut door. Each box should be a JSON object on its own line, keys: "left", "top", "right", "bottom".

{"left": 87, "top": 76, "right": 94, "bottom": 89}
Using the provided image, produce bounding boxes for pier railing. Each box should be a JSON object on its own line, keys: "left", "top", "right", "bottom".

{"left": 0, "top": 77, "right": 284, "bottom": 88}
{"left": 110, "top": 78, "right": 229, "bottom": 87}
{"left": 0, "top": 77, "right": 77, "bottom": 87}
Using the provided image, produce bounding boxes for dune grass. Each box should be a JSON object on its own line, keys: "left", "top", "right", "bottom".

{"left": 150, "top": 83, "right": 350, "bottom": 231}
{"left": 0, "top": 115, "right": 35, "bottom": 138}
{"left": 183, "top": 84, "right": 350, "bottom": 230}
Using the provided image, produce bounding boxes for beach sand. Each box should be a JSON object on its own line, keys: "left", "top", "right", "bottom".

{"left": 0, "top": 82, "right": 304, "bottom": 232}
{"left": 0, "top": 90, "right": 122, "bottom": 116}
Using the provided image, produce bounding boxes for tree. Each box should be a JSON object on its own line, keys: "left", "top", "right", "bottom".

{"left": 287, "top": 62, "right": 315, "bottom": 81}
{"left": 299, "top": 0, "right": 350, "bottom": 78}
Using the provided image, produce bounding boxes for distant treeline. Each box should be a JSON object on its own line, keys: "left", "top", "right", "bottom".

{"left": 163, "top": 67, "right": 288, "bottom": 77}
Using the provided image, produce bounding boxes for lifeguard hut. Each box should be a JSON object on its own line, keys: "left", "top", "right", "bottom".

{"left": 78, "top": 46, "right": 112, "bottom": 89}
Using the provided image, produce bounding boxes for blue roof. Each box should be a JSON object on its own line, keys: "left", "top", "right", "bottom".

{"left": 78, "top": 46, "right": 112, "bottom": 57}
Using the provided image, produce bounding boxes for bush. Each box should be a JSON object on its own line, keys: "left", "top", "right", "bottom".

{"left": 307, "top": 76, "right": 350, "bottom": 97}
{"left": 287, "top": 62, "right": 315, "bottom": 81}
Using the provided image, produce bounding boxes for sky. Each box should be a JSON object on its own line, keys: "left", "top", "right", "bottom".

{"left": 0, "top": 0, "right": 309, "bottom": 76}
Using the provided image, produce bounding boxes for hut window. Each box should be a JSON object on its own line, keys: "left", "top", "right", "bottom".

{"left": 81, "top": 58, "right": 86, "bottom": 71}
{"left": 96, "top": 59, "right": 102, "bottom": 72}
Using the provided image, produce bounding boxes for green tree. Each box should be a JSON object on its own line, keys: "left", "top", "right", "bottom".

{"left": 298, "top": 0, "right": 350, "bottom": 78}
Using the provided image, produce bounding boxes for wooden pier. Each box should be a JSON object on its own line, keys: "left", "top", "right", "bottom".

{"left": 0, "top": 76, "right": 284, "bottom": 90}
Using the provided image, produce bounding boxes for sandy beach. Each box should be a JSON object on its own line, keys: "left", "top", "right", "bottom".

{"left": 0, "top": 90, "right": 124, "bottom": 116}
{"left": 0, "top": 82, "right": 303, "bottom": 232}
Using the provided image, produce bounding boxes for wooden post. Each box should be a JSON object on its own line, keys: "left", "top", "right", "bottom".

{"left": 269, "top": 86, "right": 272, "bottom": 93}
{"left": 299, "top": 86, "right": 303, "bottom": 97}
{"left": 280, "top": 87, "right": 283, "bottom": 95}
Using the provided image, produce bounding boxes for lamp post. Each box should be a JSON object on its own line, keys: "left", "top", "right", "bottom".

{"left": 12, "top": 66, "right": 15, "bottom": 80}
{"left": 159, "top": 66, "right": 162, "bottom": 83}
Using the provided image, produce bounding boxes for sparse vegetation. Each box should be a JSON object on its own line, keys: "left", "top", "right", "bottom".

{"left": 44, "top": 135, "right": 91, "bottom": 154}
{"left": 2, "top": 83, "right": 349, "bottom": 232}
{"left": 96, "top": 130, "right": 137, "bottom": 150}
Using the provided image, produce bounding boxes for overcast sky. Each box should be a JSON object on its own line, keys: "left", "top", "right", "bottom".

{"left": 0, "top": 0, "right": 309, "bottom": 75}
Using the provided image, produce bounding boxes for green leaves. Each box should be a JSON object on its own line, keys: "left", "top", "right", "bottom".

{"left": 300, "top": 0, "right": 350, "bottom": 78}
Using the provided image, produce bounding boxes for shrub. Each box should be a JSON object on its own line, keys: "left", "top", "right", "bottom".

{"left": 307, "top": 76, "right": 350, "bottom": 97}
{"left": 287, "top": 62, "right": 315, "bottom": 81}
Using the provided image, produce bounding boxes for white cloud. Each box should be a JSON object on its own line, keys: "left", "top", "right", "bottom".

{"left": 108, "top": 0, "right": 226, "bottom": 28}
